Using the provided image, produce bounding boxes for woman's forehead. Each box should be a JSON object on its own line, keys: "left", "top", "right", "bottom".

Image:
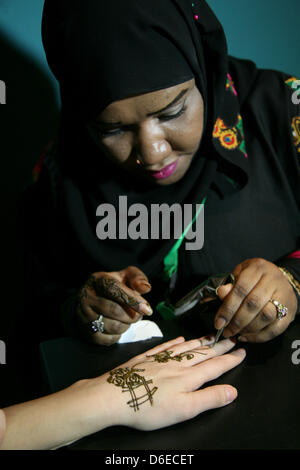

{"left": 96, "top": 79, "right": 195, "bottom": 122}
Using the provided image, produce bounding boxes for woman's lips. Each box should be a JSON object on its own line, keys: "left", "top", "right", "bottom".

{"left": 148, "top": 160, "right": 178, "bottom": 180}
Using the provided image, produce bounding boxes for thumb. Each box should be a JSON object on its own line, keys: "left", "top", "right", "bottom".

{"left": 123, "top": 266, "right": 152, "bottom": 294}
{"left": 216, "top": 283, "right": 234, "bottom": 301}
{"left": 192, "top": 385, "right": 238, "bottom": 415}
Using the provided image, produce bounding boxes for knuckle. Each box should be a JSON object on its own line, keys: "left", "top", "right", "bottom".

{"left": 92, "top": 271, "right": 106, "bottom": 278}
{"left": 126, "top": 265, "right": 137, "bottom": 273}
{"left": 270, "top": 322, "right": 286, "bottom": 337}
{"left": 252, "top": 257, "right": 265, "bottom": 268}
{"left": 108, "top": 321, "right": 121, "bottom": 334}
{"left": 220, "top": 303, "right": 236, "bottom": 319}
{"left": 107, "top": 301, "right": 123, "bottom": 319}
{"left": 260, "top": 309, "right": 274, "bottom": 323}
{"left": 77, "top": 304, "right": 91, "bottom": 321}
{"left": 263, "top": 329, "right": 277, "bottom": 341}
{"left": 244, "top": 295, "right": 259, "bottom": 312}
{"left": 230, "top": 317, "right": 242, "bottom": 330}
{"left": 110, "top": 320, "right": 128, "bottom": 334}
{"left": 241, "top": 323, "right": 255, "bottom": 333}
{"left": 233, "top": 283, "right": 249, "bottom": 299}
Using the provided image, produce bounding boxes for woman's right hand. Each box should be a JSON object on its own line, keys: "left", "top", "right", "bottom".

{"left": 76, "top": 266, "right": 153, "bottom": 345}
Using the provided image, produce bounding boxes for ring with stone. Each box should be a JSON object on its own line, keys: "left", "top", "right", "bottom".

{"left": 91, "top": 314, "right": 105, "bottom": 333}
{"left": 269, "top": 299, "right": 288, "bottom": 319}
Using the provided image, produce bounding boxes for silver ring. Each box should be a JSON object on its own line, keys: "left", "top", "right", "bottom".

{"left": 269, "top": 299, "right": 288, "bottom": 319}
{"left": 91, "top": 314, "right": 105, "bottom": 333}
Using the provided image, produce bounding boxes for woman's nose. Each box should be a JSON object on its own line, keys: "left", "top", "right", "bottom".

{"left": 134, "top": 123, "right": 172, "bottom": 166}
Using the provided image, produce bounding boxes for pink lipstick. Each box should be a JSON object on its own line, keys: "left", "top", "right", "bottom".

{"left": 150, "top": 160, "right": 178, "bottom": 180}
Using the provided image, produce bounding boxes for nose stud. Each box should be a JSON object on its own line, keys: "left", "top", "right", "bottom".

{"left": 136, "top": 158, "right": 141, "bottom": 165}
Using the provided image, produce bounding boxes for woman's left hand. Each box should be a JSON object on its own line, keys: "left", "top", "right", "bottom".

{"left": 214, "top": 258, "right": 298, "bottom": 343}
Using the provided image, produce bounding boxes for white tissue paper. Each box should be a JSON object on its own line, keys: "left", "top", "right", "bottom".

{"left": 118, "top": 320, "right": 163, "bottom": 343}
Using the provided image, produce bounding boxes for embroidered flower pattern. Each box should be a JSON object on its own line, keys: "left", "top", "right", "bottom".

{"left": 285, "top": 76, "right": 300, "bottom": 90}
{"left": 213, "top": 114, "right": 248, "bottom": 158}
{"left": 226, "top": 73, "right": 238, "bottom": 96}
{"left": 292, "top": 116, "right": 300, "bottom": 154}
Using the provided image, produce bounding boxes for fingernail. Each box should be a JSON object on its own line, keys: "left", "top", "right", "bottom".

{"left": 139, "top": 303, "right": 153, "bottom": 315}
{"left": 238, "top": 336, "right": 247, "bottom": 342}
{"left": 226, "top": 387, "right": 237, "bottom": 403}
{"left": 215, "top": 317, "right": 226, "bottom": 330}
{"left": 203, "top": 335, "right": 214, "bottom": 341}
{"left": 232, "top": 348, "right": 246, "bottom": 356}
{"left": 198, "top": 336, "right": 215, "bottom": 347}
{"left": 140, "top": 281, "right": 151, "bottom": 289}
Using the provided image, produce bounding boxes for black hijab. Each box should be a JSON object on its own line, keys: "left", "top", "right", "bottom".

{"left": 41, "top": 0, "right": 251, "bottom": 279}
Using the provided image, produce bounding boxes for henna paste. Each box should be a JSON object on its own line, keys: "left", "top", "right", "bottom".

{"left": 107, "top": 367, "right": 157, "bottom": 411}
{"left": 93, "top": 277, "right": 141, "bottom": 310}
{"left": 147, "top": 349, "right": 207, "bottom": 363}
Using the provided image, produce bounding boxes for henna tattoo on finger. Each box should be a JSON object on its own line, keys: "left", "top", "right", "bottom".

{"left": 93, "top": 277, "right": 141, "bottom": 310}
{"left": 146, "top": 349, "right": 207, "bottom": 363}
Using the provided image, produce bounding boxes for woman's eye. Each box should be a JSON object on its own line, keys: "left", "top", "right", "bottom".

{"left": 93, "top": 103, "right": 187, "bottom": 138}
{"left": 160, "top": 105, "right": 187, "bottom": 122}
{"left": 98, "top": 127, "right": 123, "bottom": 137}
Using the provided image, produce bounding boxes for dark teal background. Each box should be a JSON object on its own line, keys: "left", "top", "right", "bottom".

{"left": 209, "top": 0, "right": 300, "bottom": 77}
{"left": 0, "top": 0, "right": 299, "bottom": 109}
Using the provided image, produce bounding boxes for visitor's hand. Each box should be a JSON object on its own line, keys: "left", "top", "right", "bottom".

{"left": 76, "top": 266, "right": 152, "bottom": 345}
{"left": 0, "top": 336, "right": 245, "bottom": 449}
{"left": 84, "top": 335, "right": 245, "bottom": 432}
{"left": 214, "top": 258, "right": 297, "bottom": 342}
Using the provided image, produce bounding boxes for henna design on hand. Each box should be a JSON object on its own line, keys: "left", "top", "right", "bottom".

{"left": 84, "top": 276, "right": 141, "bottom": 310}
{"left": 146, "top": 349, "right": 207, "bottom": 363}
{"left": 107, "top": 367, "right": 158, "bottom": 411}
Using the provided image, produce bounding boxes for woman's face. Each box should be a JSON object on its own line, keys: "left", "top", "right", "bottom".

{"left": 89, "top": 79, "right": 204, "bottom": 185}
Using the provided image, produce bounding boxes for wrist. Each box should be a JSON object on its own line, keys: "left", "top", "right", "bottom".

{"left": 0, "top": 378, "right": 117, "bottom": 450}
{"left": 278, "top": 267, "right": 300, "bottom": 315}
{"left": 66, "top": 376, "right": 118, "bottom": 437}
{"left": 71, "top": 374, "right": 128, "bottom": 434}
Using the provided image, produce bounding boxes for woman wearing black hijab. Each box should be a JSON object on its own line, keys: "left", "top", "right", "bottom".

{"left": 24, "top": 0, "right": 300, "bottom": 346}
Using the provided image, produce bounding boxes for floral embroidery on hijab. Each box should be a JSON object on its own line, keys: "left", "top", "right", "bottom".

{"left": 292, "top": 116, "right": 300, "bottom": 154}
{"left": 213, "top": 114, "right": 248, "bottom": 158}
{"left": 285, "top": 76, "right": 299, "bottom": 90}
{"left": 226, "top": 73, "right": 238, "bottom": 96}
